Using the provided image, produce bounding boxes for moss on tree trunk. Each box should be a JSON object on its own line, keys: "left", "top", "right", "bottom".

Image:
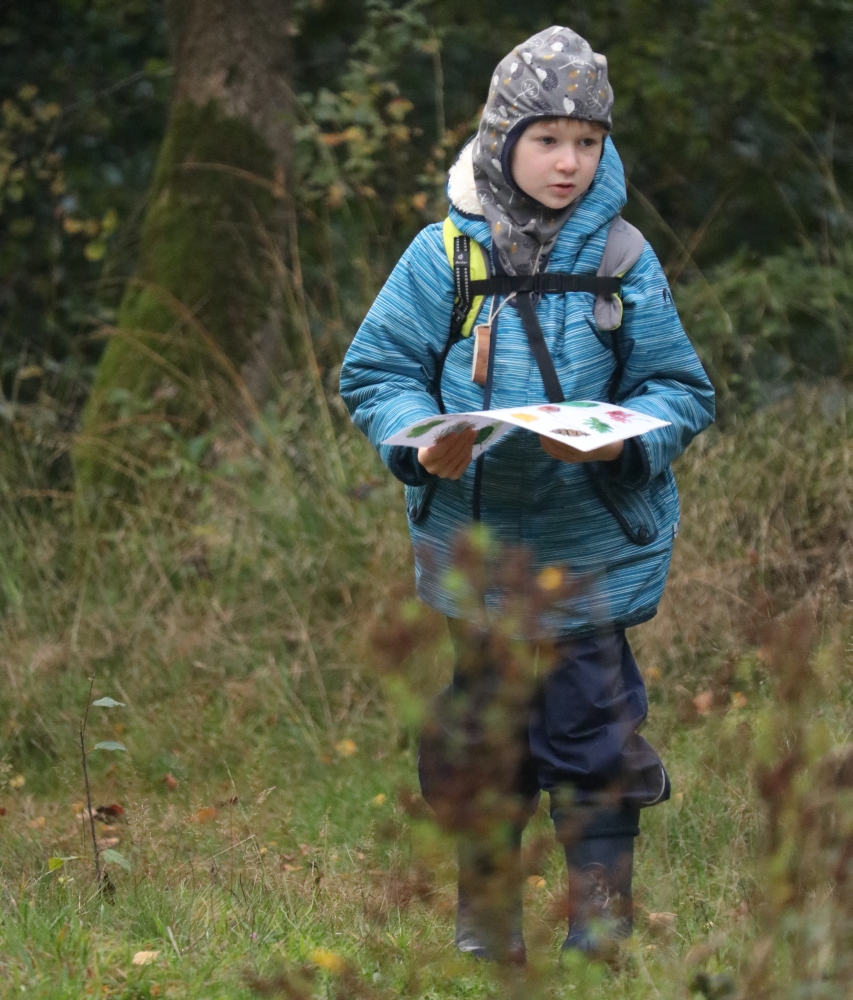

{"left": 75, "top": 0, "right": 291, "bottom": 506}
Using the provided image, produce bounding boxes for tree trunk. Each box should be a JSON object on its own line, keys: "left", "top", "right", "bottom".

{"left": 75, "top": 0, "right": 292, "bottom": 502}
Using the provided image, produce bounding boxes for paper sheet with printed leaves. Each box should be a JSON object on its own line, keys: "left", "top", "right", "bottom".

{"left": 383, "top": 401, "right": 670, "bottom": 460}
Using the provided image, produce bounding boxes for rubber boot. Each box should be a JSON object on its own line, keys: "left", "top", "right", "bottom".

{"left": 562, "top": 833, "right": 635, "bottom": 958}
{"left": 455, "top": 826, "right": 526, "bottom": 964}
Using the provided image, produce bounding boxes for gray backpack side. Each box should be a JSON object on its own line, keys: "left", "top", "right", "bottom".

{"left": 593, "top": 216, "right": 646, "bottom": 331}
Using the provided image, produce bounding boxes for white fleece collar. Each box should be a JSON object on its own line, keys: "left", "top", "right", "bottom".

{"left": 446, "top": 141, "right": 484, "bottom": 217}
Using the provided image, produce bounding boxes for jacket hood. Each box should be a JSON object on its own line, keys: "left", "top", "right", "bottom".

{"left": 446, "top": 134, "right": 627, "bottom": 266}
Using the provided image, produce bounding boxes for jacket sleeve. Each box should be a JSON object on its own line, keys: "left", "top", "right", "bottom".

{"left": 339, "top": 223, "right": 455, "bottom": 479}
{"left": 601, "top": 243, "right": 715, "bottom": 488}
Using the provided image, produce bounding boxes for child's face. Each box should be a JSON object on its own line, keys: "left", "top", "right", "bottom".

{"left": 510, "top": 118, "right": 605, "bottom": 210}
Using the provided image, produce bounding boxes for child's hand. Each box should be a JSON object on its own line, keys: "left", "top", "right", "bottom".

{"left": 418, "top": 428, "right": 477, "bottom": 479}
{"left": 540, "top": 435, "right": 624, "bottom": 464}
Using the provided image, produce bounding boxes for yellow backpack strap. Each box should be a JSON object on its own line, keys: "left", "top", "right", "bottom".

{"left": 442, "top": 217, "right": 489, "bottom": 339}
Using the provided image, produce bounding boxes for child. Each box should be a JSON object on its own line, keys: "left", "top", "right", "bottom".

{"left": 340, "top": 26, "right": 714, "bottom": 962}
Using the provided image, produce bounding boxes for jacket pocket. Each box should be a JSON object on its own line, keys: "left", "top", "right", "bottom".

{"left": 585, "top": 466, "right": 659, "bottom": 546}
{"left": 405, "top": 481, "right": 437, "bottom": 525}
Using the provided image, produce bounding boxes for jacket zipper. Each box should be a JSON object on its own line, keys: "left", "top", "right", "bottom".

{"left": 472, "top": 306, "right": 499, "bottom": 522}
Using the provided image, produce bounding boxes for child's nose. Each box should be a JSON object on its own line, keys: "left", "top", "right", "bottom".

{"left": 555, "top": 147, "right": 579, "bottom": 172}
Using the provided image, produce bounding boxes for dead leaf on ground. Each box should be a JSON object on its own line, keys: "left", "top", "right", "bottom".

{"left": 190, "top": 806, "right": 218, "bottom": 824}
{"left": 163, "top": 773, "right": 178, "bottom": 791}
{"left": 131, "top": 950, "right": 160, "bottom": 966}
{"left": 648, "top": 911, "right": 677, "bottom": 930}
{"left": 95, "top": 803, "right": 125, "bottom": 823}
{"left": 685, "top": 933, "right": 727, "bottom": 965}
{"left": 693, "top": 691, "right": 714, "bottom": 715}
{"left": 28, "top": 816, "right": 46, "bottom": 829}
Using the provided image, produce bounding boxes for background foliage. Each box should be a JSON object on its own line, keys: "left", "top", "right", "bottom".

{"left": 2, "top": 0, "right": 852, "bottom": 434}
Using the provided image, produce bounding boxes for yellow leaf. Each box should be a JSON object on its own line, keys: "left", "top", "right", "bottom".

{"left": 309, "top": 948, "right": 346, "bottom": 974}
{"left": 325, "top": 183, "right": 346, "bottom": 210}
{"left": 386, "top": 97, "right": 414, "bottom": 121}
{"left": 511, "top": 412, "right": 539, "bottom": 423}
{"left": 28, "top": 816, "right": 46, "bottom": 829}
{"left": 537, "top": 566, "right": 562, "bottom": 591}
{"left": 371, "top": 793, "right": 386, "bottom": 807}
{"left": 10, "top": 774, "right": 25, "bottom": 789}
{"left": 132, "top": 950, "right": 160, "bottom": 966}
{"left": 526, "top": 875, "right": 546, "bottom": 889}
{"left": 335, "top": 739, "right": 357, "bottom": 758}
{"left": 318, "top": 132, "right": 348, "bottom": 147}
{"left": 648, "top": 911, "right": 677, "bottom": 930}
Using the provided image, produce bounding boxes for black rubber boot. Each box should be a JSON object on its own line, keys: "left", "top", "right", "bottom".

{"left": 455, "top": 826, "right": 526, "bottom": 965}
{"left": 562, "top": 833, "right": 635, "bottom": 958}
{"left": 551, "top": 805, "right": 639, "bottom": 960}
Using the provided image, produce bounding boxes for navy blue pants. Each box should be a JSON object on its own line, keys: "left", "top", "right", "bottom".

{"left": 418, "top": 620, "right": 669, "bottom": 836}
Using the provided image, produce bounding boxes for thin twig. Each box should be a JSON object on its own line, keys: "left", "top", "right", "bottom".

{"left": 80, "top": 677, "right": 101, "bottom": 884}
{"left": 167, "top": 925, "right": 182, "bottom": 961}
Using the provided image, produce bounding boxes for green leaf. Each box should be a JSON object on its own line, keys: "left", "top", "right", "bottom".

{"left": 48, "top": 856, "right": 80, "bottom": 871}
{"left": 91, "top": 697, "right": 125, "bottom": 708}
{"left": 101, "top": 849, "right": 130, "bottom": 872}
{"left": 84, "top": 240, "right": 106, "bottom": 262}
{"left": 92, "top": 741, "right": 128, "bottom": 753}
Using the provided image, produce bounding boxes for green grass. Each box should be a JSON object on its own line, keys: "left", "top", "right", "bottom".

{"left": 1, "top": 386, "right": 853, "bottom": 998}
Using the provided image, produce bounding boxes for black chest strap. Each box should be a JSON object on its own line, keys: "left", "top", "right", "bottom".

{"left": 515, "top": 292, "right": 566, "bottom": 404}
{"left": 470, "top": 273, "right": 622, "bottom": 297}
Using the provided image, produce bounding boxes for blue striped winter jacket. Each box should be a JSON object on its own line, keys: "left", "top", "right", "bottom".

{"left": 340, "top": 137, "right": 715, "bottom": 636}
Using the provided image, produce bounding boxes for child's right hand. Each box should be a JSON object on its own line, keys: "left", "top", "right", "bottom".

{"left": 418, "top": 428, "right": 477, "bottom": 479}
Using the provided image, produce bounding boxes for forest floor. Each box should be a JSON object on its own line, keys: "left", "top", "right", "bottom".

{"left": 1, "top": 386, "right": 852, "bottom": 999}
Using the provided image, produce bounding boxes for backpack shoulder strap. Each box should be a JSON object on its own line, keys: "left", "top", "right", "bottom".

{"left": 594, "top": 216, "right": 646, "bottom": 331}
{"left": 442, "top": 217, "right": 490, "bottom": 340}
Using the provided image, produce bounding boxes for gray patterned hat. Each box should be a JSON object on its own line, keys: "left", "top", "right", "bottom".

{"left": 472, "top": 26, "right": 614, "bottom": 275}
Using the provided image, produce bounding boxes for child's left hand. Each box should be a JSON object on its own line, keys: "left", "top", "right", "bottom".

{"left": 539, "top": 436, "right": 624, "bottom": 464}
